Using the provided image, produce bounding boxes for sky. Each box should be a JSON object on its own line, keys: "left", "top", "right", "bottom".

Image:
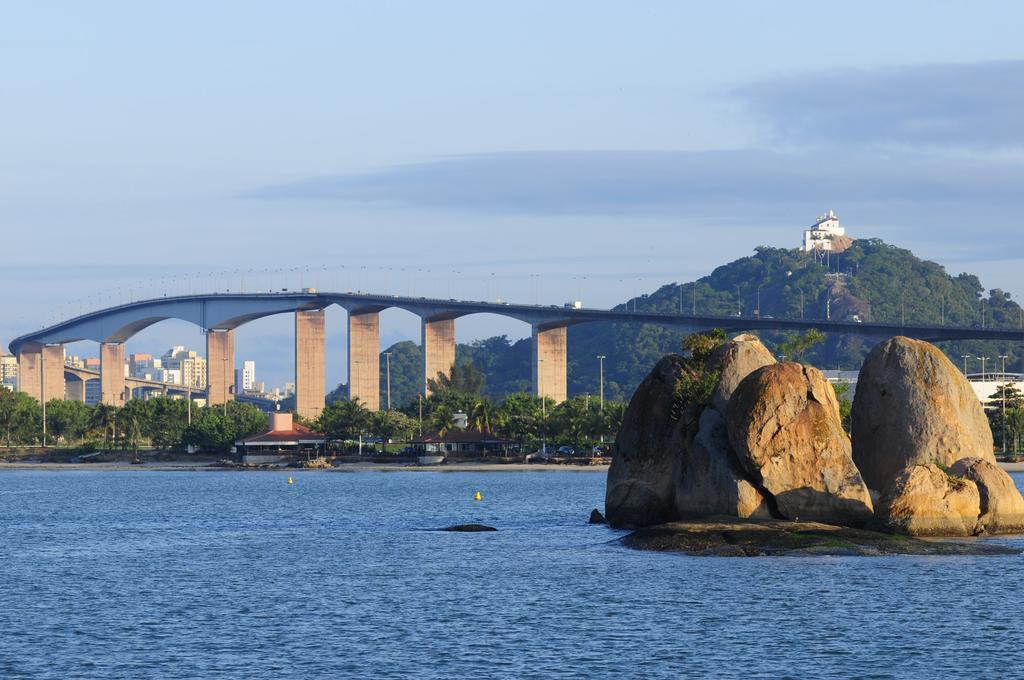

{"left": 4, "top": 1, "right": 1024, "bottom": 388}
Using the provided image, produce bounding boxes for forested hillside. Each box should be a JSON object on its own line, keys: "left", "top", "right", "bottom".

{"left": 328, "top": 239, "right": 1023, "bottom": 408}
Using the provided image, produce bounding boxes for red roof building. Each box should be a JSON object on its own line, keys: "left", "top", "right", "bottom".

{"left": 410, "top": 428, "right": 514, "bottom": 455}
{"left": 236, "top": 412, "right": 326, "bottom": 455}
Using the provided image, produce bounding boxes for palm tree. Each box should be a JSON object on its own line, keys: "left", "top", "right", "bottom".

{"left": 90, "top": 404, "right": 118, "bottom": 449}
{"left": 1007, "top": 408, "right": 1024, "bottom": 454}
{"left": 468, "top": 398, "right": 496, "bottom": 433}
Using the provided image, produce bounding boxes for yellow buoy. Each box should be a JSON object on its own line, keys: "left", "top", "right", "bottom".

{"left": 474, "top": 491, "right": 482, "bottom": 501}
{"left": 287, "top": 476, "right": 294, "bottom": 485}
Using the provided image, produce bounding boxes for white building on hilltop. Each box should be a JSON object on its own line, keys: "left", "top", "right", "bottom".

{"left": 802, "top": 209, "right": 846, "bottom": 252}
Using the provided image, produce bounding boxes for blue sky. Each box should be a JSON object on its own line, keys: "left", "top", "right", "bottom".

{"left": 4, "top": 1, "right": 1024, "bottom": 388}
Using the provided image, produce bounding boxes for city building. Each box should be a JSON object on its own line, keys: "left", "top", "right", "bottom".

{"left": 0, "top": 354, "right": 18, "bottom": 389}
{"left": 241, "top": 360, "right": 256, "bottom": 392}
{"left": 802, "top": 210, "right": 852, "bottom": 252}
{"left": 161, "top": 346, "right": 206, "bottom": 388}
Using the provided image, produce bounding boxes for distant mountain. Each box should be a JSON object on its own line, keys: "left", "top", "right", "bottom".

{"left": 330, "top": 239, "right": 1023, "bottom": 408}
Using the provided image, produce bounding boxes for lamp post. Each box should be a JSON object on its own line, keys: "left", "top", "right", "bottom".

{"left": 1000, "top": 355, "right": 1009, "bottom": 453}
{"left": 539, "top": 358, "right": 546, "bottom": 455}
{"left": 40, "top": 349, "right": 46, "bottom": 448}
{"left": 597, "top": 355, "right": 606, "bottom": 411}
{"left": 383, "top": 351, "right": 392, "bottom": 411}
{"left": 222, "top": 356, "right": 227, "bottom": 417}
{"left": 961, "top": 354, "right": 970, "bottom": 376}
{"left": 756, "top": 284, "right": 762, "bottom": 317}
{"left": 979, "top": 356, "right": 990, "bottom": 381}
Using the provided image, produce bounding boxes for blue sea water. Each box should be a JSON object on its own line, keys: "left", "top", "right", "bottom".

{"left": 1, "top": 469, "right": 1023, "bottom": 679}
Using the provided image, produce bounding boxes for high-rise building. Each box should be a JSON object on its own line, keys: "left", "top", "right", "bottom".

{"left": 161, "top": 346, "right": 207, "bottom": 388}
{"left": 241, "top": 360, "right": 256, "bottom": 392}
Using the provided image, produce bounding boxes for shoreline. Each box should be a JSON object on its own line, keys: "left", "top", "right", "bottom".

{"left": 2, "top": 460, "right": 1021, "bottom": 473}
{"left": 0, "top": 461, "right": 611, "bottom": 473}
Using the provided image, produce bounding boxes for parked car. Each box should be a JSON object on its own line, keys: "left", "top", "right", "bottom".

{"left": 556, "top": 445, "right": 575, "bottom": 456}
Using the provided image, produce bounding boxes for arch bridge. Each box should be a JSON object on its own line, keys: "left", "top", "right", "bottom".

{"left": 10, "top": 291, "right": 1024, "bottom": 418}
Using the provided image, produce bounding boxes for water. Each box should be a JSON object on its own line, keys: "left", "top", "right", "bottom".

{"left": 2, "top": 470, "right": 1024, "bottom": 679}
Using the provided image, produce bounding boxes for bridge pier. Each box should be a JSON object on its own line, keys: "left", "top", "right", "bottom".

{"left": 422, "top": 317, "right": 455, "bottom": 396}
{"left": 16, "top": 346, "right": 65, "bottom": 401}
{"left": 206, "top": 329, "right": 235, "bottom": 406}
{"left": 66, "top": 377, "right": 86, "bottom": 402}
{"left": 100, "top": 342, "right": 126, "bottom": 406}
{"left": 295, "top": 309, "right": 326, "bottom": 420}
{"left": 348, "top": 310, "right": 380, "bottom": 411}
{"left": 532, "top": 325, "right": 567, "bottom": 405}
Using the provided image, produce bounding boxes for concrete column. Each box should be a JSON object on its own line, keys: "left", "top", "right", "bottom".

{"left": 206, "top": 329, "right": 235, "bottom": 406}
{"left": 17, "top": 350, "right": 41, "bottom": 400}
{"left": 100, "top": 343, "right": 126, "bottom": 406}
{"left": 41, "top": 345, "right": 66, "bottom": 402}
{"left": 295, "top": 309, "right": 326, "bottom": 420}
{"left": 532, "top": 325, "right": 568, "bottom": 405}
{"left": 348, "top": 310, "right": 380, "bottom": 411}
{"left": 422, "top": 317, "right": 456, "bottom": 396}
{"left": 66, "top": 378, "right": 86, "bottom": 402}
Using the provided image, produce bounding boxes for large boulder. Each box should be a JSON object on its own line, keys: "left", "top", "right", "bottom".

{"left": 874, "top": 464, "right": 981, "bottom": 536}
{"left": 851, "top": 336, "right": 995, "bottom": 491}
{"left": 605, "top": 355, "right": 686, "bottom": 528}
{"left": 707, "top": 333, "right": 776, "bottom": 415}
{"left": 949, "top": 457, "right": 1024, "bottom": 534}
{"left": 674, "top": 408, "right": 773, "bottom": 519}
{"left": 726, "top": 362, "right": 874, "bottom": 526}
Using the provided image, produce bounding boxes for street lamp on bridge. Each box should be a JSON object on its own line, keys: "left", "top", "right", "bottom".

{"left": 383, "top": 351, "right": 393, "bottom": 411}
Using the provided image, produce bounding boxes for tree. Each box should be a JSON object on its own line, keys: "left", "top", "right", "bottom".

{"left": 117, "top": 401, "right": 146, "bottom": 452}
{"left": 90, "top": 403, "right": 119, "bottom": 449}
{"left": 496, "top": 392, "right": 541, "bottom": 449}
{"left": 317, "top": 398, "right": 372, "bottom": 445}
{"left": 549, "top": 396, "right": 594, "bottom": 453}
{"left": 468, "top": 398, "right": 499, "bottom": 433}
{"left": 182, "top": 408, "right": 236, "bottom": 453}
{"left": 45, "top": 399, "right": 91, "bottom": 444}
{"left": 426, "top": 361, "right": 485, "bottom": 396}
{"left": 832, "top": 382, "right": 853, "bottom": 434}
{"left": 778, "top": 329, "right": 826, "bottom": 362}
{"left": 1006, "top": 408, "right": 1024, "bottom": 454}
{"left": 147, "top": 397, "right": 190, "bottom": 450}
{"left": 0, "top": 388, "right": 41, "bottom": 446}
{"left": 226, "top": 401, "right": 269, "bottom": 440}
{"left": 371, "top": 410, "right": 415, "bottom": 444}
{"left": 986, "top": 384, "right": 1024, "bottom": 452}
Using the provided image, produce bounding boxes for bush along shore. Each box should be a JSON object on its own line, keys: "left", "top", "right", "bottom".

{"left": 605, "top": 331, "right": 1024, "bottom": 557}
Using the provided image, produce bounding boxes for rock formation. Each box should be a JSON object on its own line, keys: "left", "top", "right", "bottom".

{"left": 948, "top": 457, "right": 1024, "bottom": 534}
{"left": 706, "top": 333, "right": 776, "bottom": 415}
{"left": 851, "top": 336, "right": 995, "bottom": 491}
{"left": 605, "top": 355, "right": 686, "bottom": 528}
{"left": 874, "top": 464, "right": 981, "bottom": 537}
{"left": 674, "top": 408, "right": 772, "bottom": 519}
{"left": 726, "top": 362, "right": 874, "bottom": 526}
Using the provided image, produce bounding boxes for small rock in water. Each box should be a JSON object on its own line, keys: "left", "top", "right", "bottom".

{"left": 441, "top": 524, "right": 497, "bottom": 532}
{"left": 588, "top": 508, "right": 606, "bottom": 524}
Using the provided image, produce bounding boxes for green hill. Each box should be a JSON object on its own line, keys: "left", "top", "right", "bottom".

{"left": 330, "top": 239, "right": 1023, "bottom": 408}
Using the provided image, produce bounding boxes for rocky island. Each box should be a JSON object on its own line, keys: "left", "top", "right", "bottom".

{"left": 606, "top": 333, "right": 1024, "bottom": 556}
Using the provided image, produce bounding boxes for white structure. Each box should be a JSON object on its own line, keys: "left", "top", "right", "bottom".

{"left": 802, "top": 209, "right": 846, "bottom": 252}
{"left": 968, "top": 375, "right": 1024, "bottom": 405}
{"left": 241, "top": 360, "right": 256, "bottom": 392}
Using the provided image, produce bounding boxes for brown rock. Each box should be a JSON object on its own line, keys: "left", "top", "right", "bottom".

{"left": 707, "top": 333, "right": 776, "bottom": 415}
{"left": 674, "top": 408, "right": 773, "bottom": 519}
{"left": 605, "top": 355, "right": 686, "bottom": 528}
{"left": 726, "top": 362, "right": 874, "bottom": 526}
{"left": 948, "top": 457, "right": 1024, "bottom": 534}
{"left": 874, "top": 464, "right": 981, "bottom": 536}
{"left": 851, "top": 336, "right": 995, "bottom": 491}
